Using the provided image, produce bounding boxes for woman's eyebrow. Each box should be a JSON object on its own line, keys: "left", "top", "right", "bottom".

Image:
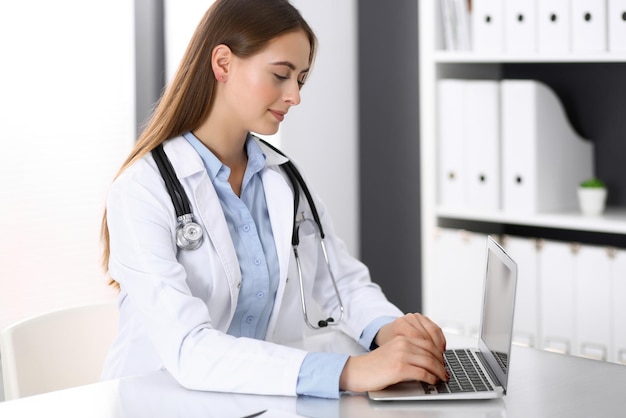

{"left": 270, "top": 61, "right": 309, "bottom": 73}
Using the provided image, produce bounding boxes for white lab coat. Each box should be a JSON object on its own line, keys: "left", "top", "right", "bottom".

{"left": 101, "top": 136, "right": 403, "bottom": 396}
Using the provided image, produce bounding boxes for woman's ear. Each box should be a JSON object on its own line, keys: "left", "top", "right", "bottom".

{"left": 212, "top": 44, "right": 232, "bottom": 82}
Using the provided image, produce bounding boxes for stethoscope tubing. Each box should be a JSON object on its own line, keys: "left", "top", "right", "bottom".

{"left": 152, "top": 144, "right": 191, "bottom": 217}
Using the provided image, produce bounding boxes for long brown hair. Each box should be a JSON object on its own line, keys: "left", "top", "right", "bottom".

{"left": 101, "top": 0, "right": 317, "bottom": 287}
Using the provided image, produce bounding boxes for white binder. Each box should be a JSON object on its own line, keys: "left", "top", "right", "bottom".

{"left": 538, "top": 240, "right": 576, "bottom": 355}
{"left": 537, "top": 0, "right": 571, "bottom": 53}
{"left": 429, "top": 229, "right": 465, "bottom": 335}
{"left": 503, "top": 236, "right": 539, "bottom": 348}
{"left": 574, "top": 245, "right": 612, "bottom": 361}
{"left": 608, "top": 0, "right": 626, "bottom": 51}
{"left": 571, "top": 0, "right": 608, "bottom": 53}
{"left": 453, "top": 0, "right": 472, "bottom": 51}
{"left": 441, "top": 0, "right": 457, "bottom": 50}
{"left": 441, "top": 0, "right": 472, "bottom": 51}
{"left": 611, "top": 249, "right": 626, "bottom": 364}
{"left": 464, "top": 81, "right": 501, "bottom": 211}
{"left": 472, "top": 0, "right": 505, "bottom": 52}
{"left": 429, "top": 229, "right": 486, "bottom": 337}
{"left": 437, "top": 80, "right": 467, "bottom": 209}
{"left": 500, "top": 80, "right": 593, "bottom": 214}
{"left": 504, "top": 0, "right": 537, "bottom": 53}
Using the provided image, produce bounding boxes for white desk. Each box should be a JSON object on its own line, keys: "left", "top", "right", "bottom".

{"left": 1, "top": 340, "right": 626, "bottom": 418}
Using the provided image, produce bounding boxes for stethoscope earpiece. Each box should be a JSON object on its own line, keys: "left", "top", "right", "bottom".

{"left": 317, "top": 317, "right": 334, "bottom": 328}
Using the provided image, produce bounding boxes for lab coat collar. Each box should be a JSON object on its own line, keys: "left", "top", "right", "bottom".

{"left": 161, "top": 136, "right": 206, "bottom": 179}
{"left": 161, "top": 137, "right": 242, "bottom": 314}
{"left": 253, "top": 136, "right": 290, "bottom": 167}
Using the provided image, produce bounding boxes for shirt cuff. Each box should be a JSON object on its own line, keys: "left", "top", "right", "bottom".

{"left": 296, "top": 351, "right": 349, "bottom": 399}
{"left": 359, "top": 316, "right": 398, "bottom": 351}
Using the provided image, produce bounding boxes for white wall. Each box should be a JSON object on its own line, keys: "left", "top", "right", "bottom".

{"left": 164, "top": 0, "right": 215, "bottom": 80}
{"left": 164, "top": 0, "right": 360, "bottom": 256}
{"left": 0, "top": 1, "right": 134, "bottom": 329}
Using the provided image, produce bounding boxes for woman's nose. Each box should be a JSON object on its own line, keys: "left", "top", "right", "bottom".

{"left": 284, "top": 80, "right": 301, "bottom": 106}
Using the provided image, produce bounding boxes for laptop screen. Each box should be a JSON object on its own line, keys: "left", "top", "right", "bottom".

{"left": 478, "top": 236, "right": 518, "bottom": 393}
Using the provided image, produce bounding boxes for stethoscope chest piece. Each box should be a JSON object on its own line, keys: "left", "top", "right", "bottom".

{"left": 176, "top": 214, "right": 203, "bottom": 250}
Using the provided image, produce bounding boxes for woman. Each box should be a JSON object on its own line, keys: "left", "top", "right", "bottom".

{"left": 101, "top": 0, "right": 447, "bottom": 398}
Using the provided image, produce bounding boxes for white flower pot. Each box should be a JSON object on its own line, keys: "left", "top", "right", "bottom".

{"left": 577, "top": 187, "right": 607, "bottom": 216}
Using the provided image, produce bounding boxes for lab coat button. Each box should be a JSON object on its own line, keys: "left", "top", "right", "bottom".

{"left": 246, "top": 316, "right": 254, "bottom": 323}
{"left": 254, "top": 258, "right": 262, "bottom": 266}
{"left": 243, "top": 224, "right": 251, "bottom": 232}
{"left": 256, "top": 291, "right": 264, "bottom": 299}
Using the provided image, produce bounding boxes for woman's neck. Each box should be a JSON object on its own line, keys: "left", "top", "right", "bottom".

{"left": 192, "top": 118, "right": 248, "bottom": 170}
{"left": 192, "top": 118, "right": 249, "bottom": 197}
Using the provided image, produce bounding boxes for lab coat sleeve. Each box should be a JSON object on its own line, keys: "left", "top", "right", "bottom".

{"left": 105, "top": 160, "right": 308, "bottom": 396}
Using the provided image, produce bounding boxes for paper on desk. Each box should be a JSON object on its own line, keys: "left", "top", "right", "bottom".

{"left": 249, "top": 410, "right": 304, "bottom": 418}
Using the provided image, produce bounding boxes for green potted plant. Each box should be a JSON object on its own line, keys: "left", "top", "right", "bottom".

{"left": 578, "top": 177, "right": 607, "bottom": 216}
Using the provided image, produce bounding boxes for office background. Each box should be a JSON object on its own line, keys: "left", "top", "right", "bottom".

{"left": 3, "top": 0, "right": 624, "bottom": 403}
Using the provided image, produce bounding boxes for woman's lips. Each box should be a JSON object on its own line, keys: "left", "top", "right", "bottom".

{"left": 269, "top": 110, "right": 285, "bottom": 122}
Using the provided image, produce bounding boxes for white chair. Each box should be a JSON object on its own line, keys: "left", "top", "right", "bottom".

{"left": 0, "top": 301, "right": 118, "bottom": 400}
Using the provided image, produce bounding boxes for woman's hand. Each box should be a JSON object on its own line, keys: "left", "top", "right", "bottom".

{"left": 338, "top": 313, "right": 448, "bottom": 393}
{"left": 375, "top": 313, "right": 447, "bottom": 353}
{"left": 339, "top": 335, "right": 449, "bottom": 393}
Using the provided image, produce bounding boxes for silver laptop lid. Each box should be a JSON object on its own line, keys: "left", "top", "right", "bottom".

{"left": 477, "top": 236, "right": 518, "bottom": 394}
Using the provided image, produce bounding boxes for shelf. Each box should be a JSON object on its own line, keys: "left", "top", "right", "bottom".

{"left": 436, "top": 207, "right": 626, "bottom": 235}
{"left": 434, "top": 51, "right": 626, "bottom": 64}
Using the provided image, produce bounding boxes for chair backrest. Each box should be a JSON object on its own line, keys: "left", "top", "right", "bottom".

{"left": 0, "top": 301, "right": 119, "bottom": 400}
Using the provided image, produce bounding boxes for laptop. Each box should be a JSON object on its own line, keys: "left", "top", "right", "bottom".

{"left": 369, "top": 235, "right": 518, "bottom": 401}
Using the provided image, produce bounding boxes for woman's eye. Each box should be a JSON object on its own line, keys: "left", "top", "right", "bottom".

{"left": 274, "top": 73, "right": 305, "bottom": 89}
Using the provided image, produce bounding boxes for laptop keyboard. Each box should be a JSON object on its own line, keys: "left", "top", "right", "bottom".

{"left": 421, "top": 349, "right": 494, "bottom": 394}
{"left": 494, "top": 351, "right": 508, "bottom": 373}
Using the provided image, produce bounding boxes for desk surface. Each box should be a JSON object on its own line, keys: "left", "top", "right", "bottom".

{"left": 1, "top": 338, "right": 626, "bottom": 418}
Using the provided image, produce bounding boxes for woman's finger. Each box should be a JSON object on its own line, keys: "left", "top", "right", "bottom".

{"left": 404, "top": 313, "right": 447, "bottom": 352}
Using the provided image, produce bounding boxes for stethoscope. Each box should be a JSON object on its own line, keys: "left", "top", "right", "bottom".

{"left": 151, "top": 140, "right": 345, "bottom": 330}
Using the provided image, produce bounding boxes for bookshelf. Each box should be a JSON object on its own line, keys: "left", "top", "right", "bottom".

{"left": 419, "top": 0, "right": 626, "bottom": 258}
{"left": 418, "top": 0, "right": 626, "bottom": 362}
